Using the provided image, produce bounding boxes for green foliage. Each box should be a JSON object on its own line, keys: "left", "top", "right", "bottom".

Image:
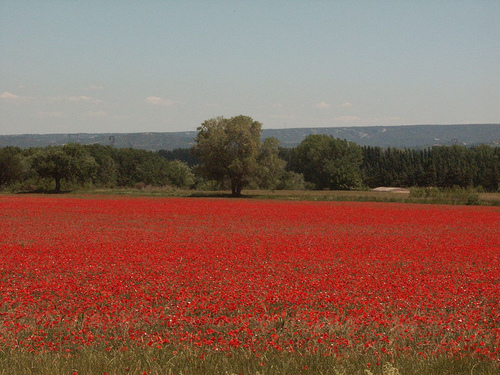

{"left": 0, "top": 144, "right": 196, "bottom": 193}
{"left": 0, "top": 146, "right": 26, "bottom": 187}
{"left": 472, "top": 144, "right": 500, "bottom": 191}
{"left": 256, "top": 137, "right": 287, "bottom": 190}
{"left": 158, "top": 148, "right": 199, "bottom": 167}
{"left": 291, "top": 134, "right": 363, "bottom": 190}
{"left": 85, "top": 144, "right": 119, "bottom": 187}
{"left": 277, "top": 171, "right": 309, "bottom": 190}
{"left": 409, "top": 187, "right": 480, "bottom": 205}
{"left": 85, "top": 147, "right": 193, "bottom": 189}
{"left": 166, "top": 160, "right": 195, "bottom": 189}
{"left": 193, "top": 178, "right": 222, "bottom": 191}
{"left": 361, "top": 144, "right": 500, "bottom": 192}
{"left": 31, "top": 144, "right": 98, "bottom": 192}
{"left": 193, "top": 115, "right": 262, "bottom": 196}
{"left": 1, "top": 130, "right": 499, "bottom": 194}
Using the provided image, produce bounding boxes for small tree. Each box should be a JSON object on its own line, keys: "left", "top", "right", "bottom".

{"left": 32, "top": 144, "right": 97, "bottom": 192}
{"left": 193, "top": 115, "right": 262, "bottom": 196}
{"left": 257, "top": 137, "right": 286, "bottom": 190}
{"left": 166, "top": 160, "right": 195, "bottom": 189}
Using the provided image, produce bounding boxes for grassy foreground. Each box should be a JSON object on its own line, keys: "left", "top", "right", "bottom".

{"left": 62, "top": 186, "right": 500, "bottom": 206}
{"left": 0, "top": 347, "right": 498, "bottom": 375}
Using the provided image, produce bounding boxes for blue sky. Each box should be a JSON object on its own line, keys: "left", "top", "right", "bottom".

{"left": 1, "top": 1, "right": 499, "bottom": 135}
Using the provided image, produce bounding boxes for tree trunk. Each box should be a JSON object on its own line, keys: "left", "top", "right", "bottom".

{"left": 230, "top": 179, "right": 236, "bottom": 196}
{"left": 230, "top": 178, "right": 242, "bottom": 197}
{"left": 55, "top": 177, "right": 61, "bottom": 192}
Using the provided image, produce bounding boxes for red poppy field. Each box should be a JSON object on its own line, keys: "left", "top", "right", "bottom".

{"left": 0, "top": 196, "right": 499, "bottom": 374}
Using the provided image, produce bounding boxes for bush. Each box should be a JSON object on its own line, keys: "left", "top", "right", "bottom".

{"left": 410, "top": 186, "right": 480, "bottom": 205}
{"left": 277, "top": 171, "right": 307, "bottom": 190}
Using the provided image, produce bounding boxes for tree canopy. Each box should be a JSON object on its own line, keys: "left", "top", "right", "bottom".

{"left": 192, "top": 115, "right": 262, "bottom": 196}
{"left": 0, "top": 147, "right": 26, "bottom": 187}
{"left": 291, "top": 134, "right": 363, "bottom": 190}
{"left": 32, "top": 144, "right": 98, "bottom": 192}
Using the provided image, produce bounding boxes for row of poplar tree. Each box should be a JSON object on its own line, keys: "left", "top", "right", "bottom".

{"left": 159, "top": 142, "right": 500, "bottom": 193}
{"left": 1, "top": 115, "right": 499, "bottom": 193}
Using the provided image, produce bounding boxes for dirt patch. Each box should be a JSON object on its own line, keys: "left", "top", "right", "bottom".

{"left": 372, "top": 187, "right": 410, "bottom": 194}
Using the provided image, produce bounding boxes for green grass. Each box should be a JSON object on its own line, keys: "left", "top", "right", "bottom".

{"left": 3, "top": 181, "right": 500, "bottom": 206}
{"left": 45, "top": 186, "right": 500, "bottom": 206}
{"left": 0, "top": 346, "right": 498, "bottom": 375}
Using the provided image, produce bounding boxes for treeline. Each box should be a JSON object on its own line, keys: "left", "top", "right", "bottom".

{"left": 1, "top": 135, "right": 499, "bottom": 193}
{"left": 162, "top": 135, "right": 500, "bottom": 192}
{"left": 360, "top": 145, "right": 500, "bottom": 191}
{"left": 0, "top": 144, "right": 195, "bottom": 192}
{"left": 0, "top": 141, "right": 306, "bottom": 193}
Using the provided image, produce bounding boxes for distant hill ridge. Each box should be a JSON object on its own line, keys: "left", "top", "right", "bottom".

{"left": 1, "top": 124, "right": 499, "bottom": 150}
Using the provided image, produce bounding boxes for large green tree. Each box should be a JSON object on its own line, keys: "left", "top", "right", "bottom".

{"left": 32, "top": 144, "right": 97, "bottom": 192}
{"left": 192, "top": 115, "right": 262, "bottom": 196}
{"left": 291, "top": 134, "right": 363, "bottom": 190}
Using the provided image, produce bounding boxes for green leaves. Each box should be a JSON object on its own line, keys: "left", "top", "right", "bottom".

{"left": 291, "top": 135, "right": 363, "bottom": 190}
{"left": 32, "top": 144, "right": 98, "bottom": 192}
{"left": 193, "top": 115, "right": 262, "bottom": 196}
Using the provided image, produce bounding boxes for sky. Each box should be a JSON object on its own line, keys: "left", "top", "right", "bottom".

{"left": 1, "top": 1, "right": 499, "bottom": 135}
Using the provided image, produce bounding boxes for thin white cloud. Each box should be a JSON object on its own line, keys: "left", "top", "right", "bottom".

{"left": 49, "top": 95, "right": 103, "bottom": 104}
{"left": 335, "top": 115, "right": 360, "bottom": 122}
{"left": 89, "top": 110, "right": 107, "bottom": 117}
{"left": 146, "top": 96, "right": 175, "bottom": 106}
{"left": 314, "top": 101, "right": 330, "bottom": 109}
{"left": 0, "top": 91, "right": 20, "bottom": 99}
{"left": 339, "top": 102, "right": 352, "bottom": 108}
{"left": 85, "top": 85, "right": 104, "bottom": 91}
{"left": 39, "top": 111, "right": 66, "bottom": 118}
{"left": 68, "top": 95, "right": 103, "bottom": 104}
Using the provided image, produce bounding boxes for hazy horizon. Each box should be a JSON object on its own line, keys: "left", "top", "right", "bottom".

{"left": 1, "top": 1, "right": 499, "bottom": 135}
{"left": 2, "top": 123, "right": 499, "bottom": 138}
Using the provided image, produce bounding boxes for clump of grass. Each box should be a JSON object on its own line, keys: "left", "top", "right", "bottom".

{"left": 409, "top": 187, "right": 481, "bottom": 205}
